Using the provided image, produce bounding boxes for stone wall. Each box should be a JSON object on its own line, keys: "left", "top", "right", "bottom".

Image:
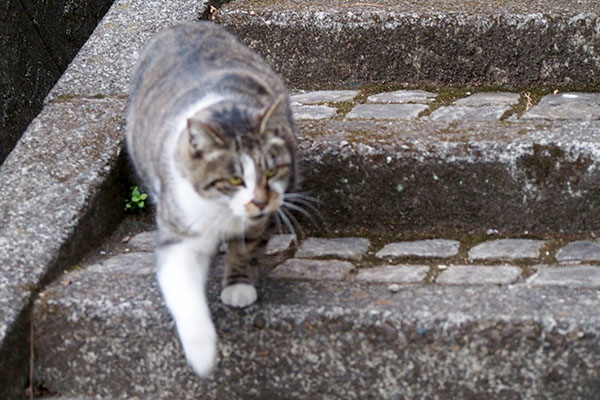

{"left": 0, "top": 0, "right": 115, "bottom": 163}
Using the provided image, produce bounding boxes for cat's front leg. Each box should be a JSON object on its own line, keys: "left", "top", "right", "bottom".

{"left": 156, "top": 240, "right": 217, "bottom": 376}
{"left": 221, "top": 232, "right": 269, "bottom": 308}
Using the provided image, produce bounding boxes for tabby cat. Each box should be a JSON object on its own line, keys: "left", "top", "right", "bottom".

{"left": 126, "top": 22, "right": 298, "bottom": 376}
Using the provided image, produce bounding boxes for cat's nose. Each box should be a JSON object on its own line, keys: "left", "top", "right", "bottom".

{"left": 252, "top": 199, "right": 268, "bottom": 210}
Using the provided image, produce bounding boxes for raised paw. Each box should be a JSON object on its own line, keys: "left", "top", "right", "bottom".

{"left": 220, "top": 283, "right": 257, "bottom": 308}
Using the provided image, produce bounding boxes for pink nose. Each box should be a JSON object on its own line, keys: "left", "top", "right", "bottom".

{"left": 253, "top": 199, "right": 268, "bottom": 210}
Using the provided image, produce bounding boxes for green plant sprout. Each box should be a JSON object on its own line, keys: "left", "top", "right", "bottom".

{"left": 125, "top": 185, "right": 148, "bottom": 212}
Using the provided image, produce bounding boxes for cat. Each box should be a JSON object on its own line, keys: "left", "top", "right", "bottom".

{"left": 125, "top": 22, "right": 298, "bottom": 376}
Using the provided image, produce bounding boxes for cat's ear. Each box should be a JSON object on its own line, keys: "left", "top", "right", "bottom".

{"left": 259, "top": 95, "right": 286, "bottom": 135}
{"left": 187, "top": 118, "right": 226, "bottom": 154}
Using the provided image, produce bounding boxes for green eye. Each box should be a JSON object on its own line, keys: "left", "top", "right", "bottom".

{"left": 228, "top": 176, "right": 244, "bottom": 186}
{"left": 266, "top": 168, "right": 277, "bottom": 178}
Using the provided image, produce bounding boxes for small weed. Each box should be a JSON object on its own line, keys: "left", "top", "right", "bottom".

{"left": 125, "top": 186, "right": 148, "bottom": 212}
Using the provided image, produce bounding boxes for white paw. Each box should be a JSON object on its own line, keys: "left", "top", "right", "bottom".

{"left": 179, "top": 324, "right": 218, "bottom": 377}
{"left": 220, "top": 283, "right": 257, "bottom": 308}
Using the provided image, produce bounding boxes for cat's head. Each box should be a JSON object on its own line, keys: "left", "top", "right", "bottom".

{"left": 177, "top": 95, "right": 296, "bottom": 223}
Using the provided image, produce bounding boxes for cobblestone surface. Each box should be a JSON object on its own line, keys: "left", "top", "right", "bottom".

{"left": 556, "top": 241, "right": 600, "bottom": 264}
{"left": 376, "top": 239, "right": 460, "bottom": 259}
{"left": 437, "top": 265, "right": 522, "bottom": 285}
{"left": 345, "top": 103, "right": 428, "bottom": 120}
{"left": 291, "top": 90, "right": 359, "bottom": 104}
{"left": 528, "top": 266, "right": 600, "bottom": 288}
{"left": 295, "top": 237, "right": 370, "bottom": 260}
{"left": 117, "top": 232, "right": 600, "bottom": 288}
{"left": 428, "top": 105, "right": 511, "bottom": 121}
{"left": 355, "top": 265, "right": 429, "bottom": 283}
{"left": 269, "top": 258, "right": 355, "bottom": 281}
{"left": 289, "top": 89, "right": 600, "bottom": 122}
{"left": 468, "top": 239, "right": 546, "bottom": 261}
{"left": 522, "top": 93, "right": 600, "bottom": 120}
{"left": 366, "top": 89, "right": 436, "bottom": 104}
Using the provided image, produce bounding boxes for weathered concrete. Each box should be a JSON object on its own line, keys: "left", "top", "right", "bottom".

{"left": 297, "top": 117, "right": 600, "bottom": 236}
{"left": 33, "top": 240, "right": 600, "bottom": 399}
{"left": 0, "top": 0, "right": 115, "bottom": 163}
{"left": 0, "top": 98, "right": 126, "bottom": 399}
{"left": 216, "top": 0, "right": 600, "bottom": 89}
{"left": 0, "top": 0, "right": 206, "bottom": 397}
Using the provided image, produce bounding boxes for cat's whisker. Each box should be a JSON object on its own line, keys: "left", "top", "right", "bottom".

{"left": 280, "top": 205, "right": 305, "bottom": 240}
{"left": 284, "top": 192, "right": 321, "bottom": 204}
{"left": 282, "top": 201, "right": 320, "bottom": 228}
{"left": 283, "top": 196, "right": 324, "bottom": 226}
{"left": 276, "top": 208, "right": 299, "bottom": 248}
{"left": 274, "top": 210, "right": 284, "bottom": 235}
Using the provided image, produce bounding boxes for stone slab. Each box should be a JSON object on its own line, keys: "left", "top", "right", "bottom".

{"left": 468, "top": 239, "right": 546, "bottom": 261}
{"left": 527, "top": 266, "right": 600, "bottom": 288}
{"left": 295, "top": 237, "right": 370, "bottom": 260}
{"left": 355, "top": 265, "right": 429, "bottom": 283}
{"left": 436, "top": 265, "right": 522, "bottom": 285}
{"left": 33, "top": 249, "right": 600, "bottom": 399}
{"left": 367, "top": 90, "right": 436, "bottom": 104}
{"left": 126, "top": 231, "right": 156, "bottom": 252}
{"left": 265, "top": 234, "right": 296, "bottom": 256}
{"left": 556, "top": 241, "right": 600, "bottom": 264}
{"left": 291, "top": 104, "right": 337, "bottom": 120}
{"left": 217, "top": 0, "right": 600, "bottom": 88}
{"left": 523, "top": 93, "right": 600, "bottom": 120}
{"left": 0, "top": 97, "right": 126, "bottom": 399}
{"left": 345, "top": 103, "right": 427, "bottom": 120}
{"left": 46, "top": 0, "right": 201, "bottom": 101}
{"left": 376, "top": 239, "right": 460, "bottom": 259}
{"left": 428, "top": 105, "right": 511, "bottom": 121}
{"left": 269, "top": 258, "right": 355, "bottom": 281}
{"left": 290, "top": 90, "right": 359, "bottom": 104}
{"left": 454, "top": 92, "right": 520, "bottom": 107}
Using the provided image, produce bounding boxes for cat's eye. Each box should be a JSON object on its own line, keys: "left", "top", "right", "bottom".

{"left": 266, "top": 168, "right": 277, "bottom": 179}
{"left": 228, "top": 176, "right": 244, "bottom": 186}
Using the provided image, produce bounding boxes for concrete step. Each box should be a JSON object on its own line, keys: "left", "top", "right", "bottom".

{"left": 2, "top": 0, "right": 600, "bottom": 397}
{"left": 33, "top": 230, "right": 600, "bottom": 399}
{"left": 292, "top": 88, "right": 600, "bottom": 236}
{"left": 215, "top": 0, "right": 600, "bottom": 89}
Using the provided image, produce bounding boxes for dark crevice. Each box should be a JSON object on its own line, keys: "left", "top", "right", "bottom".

{"left": 15, "top": 0, "right": 63, "bottom": 72}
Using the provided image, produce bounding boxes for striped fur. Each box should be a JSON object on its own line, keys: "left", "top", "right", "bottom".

{"left": 125, "top": 22, "right": 297, "bottom": 376}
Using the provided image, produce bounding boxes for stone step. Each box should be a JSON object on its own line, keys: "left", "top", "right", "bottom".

{"left": 292, "top": 88, "right": 600, "bottom": 236}
{"left": 32, "top": 231, "right": 600, "bottom": 399}
{"left": 215, "top": 0, "right": 600, "bottom": 89}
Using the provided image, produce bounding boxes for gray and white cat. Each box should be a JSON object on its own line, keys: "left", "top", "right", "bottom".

{"left": 126, "top": 22, "right": 298, "bottom": 376}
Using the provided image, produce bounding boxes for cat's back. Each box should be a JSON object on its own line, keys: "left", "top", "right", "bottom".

{"left": 130, "top": 22, "right": 283, "bottom": 107}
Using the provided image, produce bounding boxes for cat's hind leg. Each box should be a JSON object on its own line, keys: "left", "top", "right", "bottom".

{"left": 156, "top": 240, "right": 217, "bottom": 376}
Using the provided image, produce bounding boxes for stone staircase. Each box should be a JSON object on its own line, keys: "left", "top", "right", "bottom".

{"left": 1, "top": 0, "right": 600, "bottom": 399}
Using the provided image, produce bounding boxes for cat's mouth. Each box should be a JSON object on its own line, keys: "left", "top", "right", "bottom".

{"left": 250, "top": 213, "right": 268, "bottom": 221}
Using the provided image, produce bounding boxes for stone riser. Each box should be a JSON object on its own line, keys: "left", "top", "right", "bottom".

{"left": 217, "top": 1, "right": 600, "bottom": 89}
